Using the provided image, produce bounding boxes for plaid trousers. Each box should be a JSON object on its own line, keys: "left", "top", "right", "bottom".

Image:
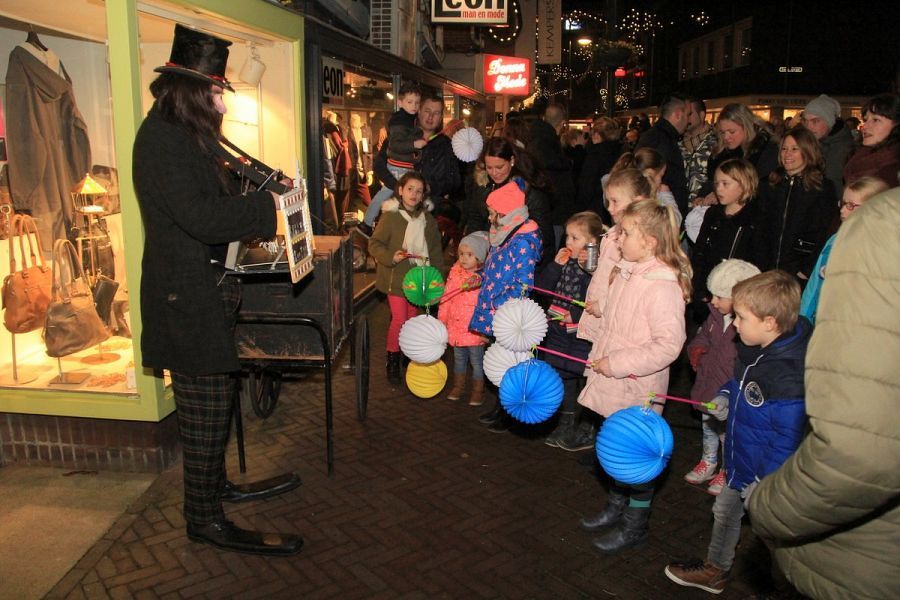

{"left": 170, "top": 277, "right": 241, "bottom": 525}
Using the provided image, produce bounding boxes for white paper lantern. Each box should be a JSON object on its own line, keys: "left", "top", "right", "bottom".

{"left": 451, "top": 127, "right": 484, "bottom": 162}
{"left": 492, "top": 298, "right": 549, "bottom": 352}
{"left": 399, "top": 315, "right": 448, "bottom": 364}
{"left": 483, "top": 343, "right": 532, "bottom": 387}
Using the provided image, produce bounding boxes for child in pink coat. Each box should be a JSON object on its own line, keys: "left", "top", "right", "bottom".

{"left": 438, "top": 231, "right": 490, "bottom": 406}
{"left": 578, "top": 198, "right": 692, "bottom": 555}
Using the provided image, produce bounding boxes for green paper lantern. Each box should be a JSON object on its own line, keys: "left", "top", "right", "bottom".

{"left": 402, "top": 265, "right": 445, "bottom": 306}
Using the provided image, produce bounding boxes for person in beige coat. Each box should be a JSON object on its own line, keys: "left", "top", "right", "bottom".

{"left": 748, "top": 187, "right": 900, "bottom": 600}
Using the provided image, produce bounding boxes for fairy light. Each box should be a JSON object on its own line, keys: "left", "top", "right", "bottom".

{"left": 691, "top": 12, "right": 710, "bottom": 26}
{"left": 487, "top": 0, "right": 521, "bottom": 44}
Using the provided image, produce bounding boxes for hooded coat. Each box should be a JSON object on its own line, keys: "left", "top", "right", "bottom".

{"left": 748, "top": 190, "right": 900, "bottom": 600}
{"left": 438, "top": 262, "right": 485, "bottom": 347}
{"left": 367, "top": 199, "right": 443, "bottom": 297}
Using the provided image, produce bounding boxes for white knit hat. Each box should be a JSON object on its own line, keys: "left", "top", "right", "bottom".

{"left": 804, "top": 94, "right": 841, "bottom": 129}
{"left": 707, "top": 259, "right": 761, "bottom": 299}
{"left": 459, "top": 231, "right": 489, "bottom": 263}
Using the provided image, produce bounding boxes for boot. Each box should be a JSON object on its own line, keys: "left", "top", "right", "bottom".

{"left": 487, "top": 408, "right": 513, "bottom": 433}
{"left": 478, "top": 398, "right": 502, "bottom": 424}
{"left": 544, "top": 411, "right": 576, "bottom": 447}
{"left": 558, "top": 418, "right": 597, "bottom": 452}
{"left": 591, "top": 505, "right": 650, "bottom": 554}
{"left": 386, "top": 351, "right": 402, "bottom": 386}
{"left": 446, "top": 373, "right": 466, "bottom": 401}
{"left": 580, "top": 490, "right": 628, "bottom": 531}
{"left": 468, "top": 378, "right": 485, "bottom": 406}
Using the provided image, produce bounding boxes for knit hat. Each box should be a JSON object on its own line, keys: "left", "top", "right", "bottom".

{"left": 803, "top": 94, "right": 841, "bottom": 129}
{"left": 459, "top": 231, "right": 489, "bottom": 263}
{"left": 707, "top": 259, "right": 761, "bottom": 299}
{"left": 486, "top": 178, "right": 527, "bottom": 215}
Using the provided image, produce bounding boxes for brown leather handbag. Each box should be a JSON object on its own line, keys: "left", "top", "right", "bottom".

{"left": 2, "top": 214, "right": 53, "bottom": 333}
{"left": 43, "top": 239, "right": 109, "bottom": 357}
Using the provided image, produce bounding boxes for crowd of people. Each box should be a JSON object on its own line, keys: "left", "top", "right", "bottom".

{"left": 361, "top": 85, "right": 899, "bottom": 599}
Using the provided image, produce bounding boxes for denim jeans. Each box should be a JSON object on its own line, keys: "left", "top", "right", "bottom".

{"left": 364, "top": 164, "right": 410, "bottom": 226}
{"left": 701, "top": 413, "right": 725, "bottom": 464}
{"left": 707, "top": 484, "right": 744, "bottom": 571}
{"left": 453, "top": 345, "right": 485, "bottom": 380}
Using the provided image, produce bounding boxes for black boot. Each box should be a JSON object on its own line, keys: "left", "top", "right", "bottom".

{"left": 386, "top": 351, "right": 402, "bottom": 386}
{"left": 580, "top": 490, "right": 628, "bottom": 531}
{"left": 487, "top": 408, "right": 513, "bottom": 433}
{"left": 478, "top": 399, "right": 502, "bottom": 424}
{"left": 591, "top": 505, "right": 649, "bottom": 554}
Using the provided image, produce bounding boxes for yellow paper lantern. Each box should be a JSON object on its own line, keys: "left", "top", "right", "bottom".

{"left": 406, "top": 360, "right": 448, "bottom": 398}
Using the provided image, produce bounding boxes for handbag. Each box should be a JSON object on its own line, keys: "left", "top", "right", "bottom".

{"left": 43, "top": 239, "right": 110, "bottom": 357}
{"left": 2, "top": 214, "right": 53, "bottom": 333}
{"left": 91, "top": 274, "right": 119, "bottom": 326}
{"left": 0, "top": 164, "right": 13, "bottom": 240}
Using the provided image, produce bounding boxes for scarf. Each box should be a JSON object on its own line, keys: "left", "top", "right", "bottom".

{"left": 399, "top": 208, "right": 428, "bottom": 266}
{"left": 489, "top": 204, "right": 530, "bottom": 247}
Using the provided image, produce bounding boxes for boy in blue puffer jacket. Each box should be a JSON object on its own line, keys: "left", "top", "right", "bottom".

{"left": 664, "top": 270, "right": 811, "bottom": 595}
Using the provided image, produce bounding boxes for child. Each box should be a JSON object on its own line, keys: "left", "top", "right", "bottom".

{"left": 537, "top": 211, "right": 606, "bottom": 450}
{"left": 578, "top": 198, "right": 691, "bottom": 554}
{"left": 438, "top": 231, "right": 490, "bottom": 406}
{"left": 607, "top": 148, "right": 683, "bottom": 227}
{"left": 470, "top": 178, "right": 542, "bottom": 432}
{"left": 368, "top": 172, "right": 443, "bottom": 385}
{"left": 360, "top": 81, "right": 427, "bottom": 234}
{"left": 691, "top": 158, "right": 764, "bottom": 318}
{"left": 665, "top": 270, "right": 811, "bottom": 594}
{"left": 800, "top": 176, "right": 888, "bottom": 324}
{"left": 684, "top": 259, "right": 761, "bottom": 495}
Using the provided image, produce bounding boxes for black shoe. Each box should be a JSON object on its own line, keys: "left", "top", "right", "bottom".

{"left": 487, "top": 411, "right": 512, "bottom": 433}
{"left": 187, "top": 519, "right": 303, "bottom": 556}
{"left": 387, "top": 351, "right": 402, "bottom": 386}
{"left": 478, "top": 402, "right": 502, "bottom": 425}
{"left": 558, "top": 421, "right": 596, "bottom": 452}
{"left": 221, "top": 472, "right": 301, "bottom": 503}
{"left": 356, "top": 222, "right": 374, "bottom": 238}
{"left": 580, "top": 491, "right": 628, "bottom": 531}
{"left": 591, "top": 506, "right": 649, "bottom": 554}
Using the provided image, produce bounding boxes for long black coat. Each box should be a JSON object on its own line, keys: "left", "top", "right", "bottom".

{"left": 133, "top": 106, "right": 275, "bottom": 376}
{"left": 575, "top": 140, "right": 621, "bottom": 219}
{"left": 636, "top": 119, "right": 689, "bottom": 215}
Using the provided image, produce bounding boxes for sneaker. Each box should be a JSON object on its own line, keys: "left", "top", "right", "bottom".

{"left": 707, "top": 470, "right": 726, "bottom": 496}
{"left": 684, "top": 460, "right": 718, "bottom": 484}
{"left": 664, "top": 559, "right": 729, "bottom": 594}
{"left": 355, "top": 222, "right": 374, "bottom": 238}
{"left": 557, "top": 422, "right": 596, "bottom": 452}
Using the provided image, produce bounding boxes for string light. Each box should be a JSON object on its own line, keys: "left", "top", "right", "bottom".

{"left": 487, "top": 0, "right": 522, "bottom": 44}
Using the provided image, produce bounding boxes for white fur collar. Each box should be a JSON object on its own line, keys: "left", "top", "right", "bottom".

{"left": 381, "top": 199, "right": 400, "bottom": 213}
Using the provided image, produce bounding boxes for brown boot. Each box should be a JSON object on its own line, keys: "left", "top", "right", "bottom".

{"left": 446, "top": 373, "right": 467, "bottom": 401}
{"left": 468, "top": 378, "right": 485, "bottom": 406}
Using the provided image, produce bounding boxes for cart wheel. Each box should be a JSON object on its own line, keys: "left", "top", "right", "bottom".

{"left": 250, "top": 369, "right": 282, "bottom": 419}
{"left": 354, "top": 315, "right": 369, "bottom": 421}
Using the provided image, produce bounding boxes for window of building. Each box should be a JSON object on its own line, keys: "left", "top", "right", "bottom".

{"left": 723, "top": 33, "right": 733, "bottom": 69}
{"left": 739, "top": 27, "right": 752, "bottom": 66}
{"left": 707, "top": 40, "right": 716, "bottom": 73}
{"left": 692, "top": 46, "right": 700, "bottom": 78}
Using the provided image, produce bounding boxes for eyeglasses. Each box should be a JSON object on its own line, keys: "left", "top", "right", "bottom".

{"left": 840, "top": 201, "right": 862, "bottom": 211}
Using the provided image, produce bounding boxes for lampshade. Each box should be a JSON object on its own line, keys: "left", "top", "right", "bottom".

{"left": 595, "top": 406, "right": 674, "bottom": 485}
{"left": 73, "top": 174, "right": 107, "bottom": 195}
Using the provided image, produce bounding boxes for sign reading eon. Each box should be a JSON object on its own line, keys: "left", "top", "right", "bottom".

{"left": 483, "top": 54, "right": 531, "bottom": 96}
{"left": 432, "top": 0, "right": 508, "bottom": 24}
{"left": 322, "top": 56, "right": 345, "bottom": 104}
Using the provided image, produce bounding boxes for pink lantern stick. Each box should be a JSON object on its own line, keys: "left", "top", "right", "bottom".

{"left": 649, "top": 392, "right": 715, "bottom": 409}
{"left": 535, "top": 345, "right": 590, "bottom": 365}
{"left": 527, "top": 285, "right": 586, "bottom": 307}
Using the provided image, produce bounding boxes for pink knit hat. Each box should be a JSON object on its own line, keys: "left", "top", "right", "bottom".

{"left": 486, "top": 179, "right": 526, "bottom": 214}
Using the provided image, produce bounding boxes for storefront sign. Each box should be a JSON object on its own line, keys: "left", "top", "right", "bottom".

{"left": 537, "top": 0, "right": 561, "bottom": 64}
{"left": 431, "top": 0, "right": 508, "bottom": 24}
{"left": 483, "top": 54, "right": 530, "bottom": 95}
{"left": 322, "top": 56, "right": 345, "bottom": 104}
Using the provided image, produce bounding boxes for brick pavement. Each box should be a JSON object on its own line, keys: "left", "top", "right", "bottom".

{"left": 46, "top": 302, "right": 799, "bottom": 599}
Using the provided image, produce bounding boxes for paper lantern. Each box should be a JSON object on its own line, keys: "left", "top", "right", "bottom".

{"left": 483, "top": 343, "right": 531, "bottom": 387}
{"left": 399, "top": 315, "right": 448, "bottom": 364}
{"left": 406, "top": 360, "right": 448, "bottom": 398}
{"left": 493, "top": 298, "right": 549, "bottom": 352}
{"left": 402, "top": 266, "right": 445, "bottom": 306}
{"left": 499, "top": 359, "right": 563, "bottom": 424}
{"left": 451, "top": 127, "right": 484, "bottom": 162}
{"left": 595, "top": 406, "right": 674, "bottom": 485}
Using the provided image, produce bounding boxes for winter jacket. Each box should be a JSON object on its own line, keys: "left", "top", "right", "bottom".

{"left": 374, "top": 130, "right": 461, "bottom": 204}
{"left": 386, "top": 108, "right": 422, "bottom": 167}
{"left": 842, "top": 142, "right": 900, "bottom": 188}
{"left": 690, "top": 200, "right": 765, "bottom": 302}
{"left": 534, "top": 259, "right": 593, "bottom": 377}
{"left": 798, "top": 233, "right": 836, "bottom": 326}
{"left": 720, "top": 318, "right": 812, "bottom": 491}
{"left": 688, "top": 308, "right": 738, "bottom": 404}
{"left": 749, "top": 189, "right": 900, "bottom": 600}
{"left": 438, "top": 263, "right": 485, "bottom": 347}
{"left": 680, "top": 126, "right": 718, "bottom": 202}
{"left": 636, "top": 118, "right": 689, "bottom": 215}
{"left": 819, "top": 122, "right": 855, "bottom": 195}
{"left": 758, "top": 174, "right": 838, "bottom": 279}
{"left": 701, "top": 131, "right": 779, "bottom": 198}
{"left": 469, "top": 226, "right": 541, "bottom": 336}
{"left": 133, "top": 105, "right": 276, "bottom": 375}
{"left": 576, "top": 226, "right": 625, "bottom": 344}
{"left": 527, "top": 119, "right": 577, "bottom": 226}
{"left": 368, "top": 199, "right": 443, "bottom": 297}
{"left": 575, "top": 140, "right": 621, "bottom": 219}
{"left": 577, "top": 258, "right": 686, "bottom": 417}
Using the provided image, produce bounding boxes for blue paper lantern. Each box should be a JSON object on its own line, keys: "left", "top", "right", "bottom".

{"left": 499, "top": 359, "right": 564, "bottom": 424}
{"left": 595, "top": 406, "right": 674, "bottom": 484}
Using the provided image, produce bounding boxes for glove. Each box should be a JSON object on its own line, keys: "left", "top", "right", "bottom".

{"left": 708, "top": 395, "right": 729, "bottom": 421}
{"left": 688, "top": 346, "right": 708, "bottom": 370}
{"left": 741, "top": 480, "right": 759, "bottom": 510}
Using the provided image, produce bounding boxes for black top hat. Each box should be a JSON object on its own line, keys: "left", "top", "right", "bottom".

{"left": 154, "top": 24, "right": 234, "bottom": 92}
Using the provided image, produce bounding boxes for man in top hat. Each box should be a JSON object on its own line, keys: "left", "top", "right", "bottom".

{"left": 132, "top": 24, "right": 302, "bottom": 556}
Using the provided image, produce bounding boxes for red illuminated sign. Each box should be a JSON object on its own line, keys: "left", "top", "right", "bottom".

{"left": 483, "top": 54, "right": 531, "bottom": 96}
